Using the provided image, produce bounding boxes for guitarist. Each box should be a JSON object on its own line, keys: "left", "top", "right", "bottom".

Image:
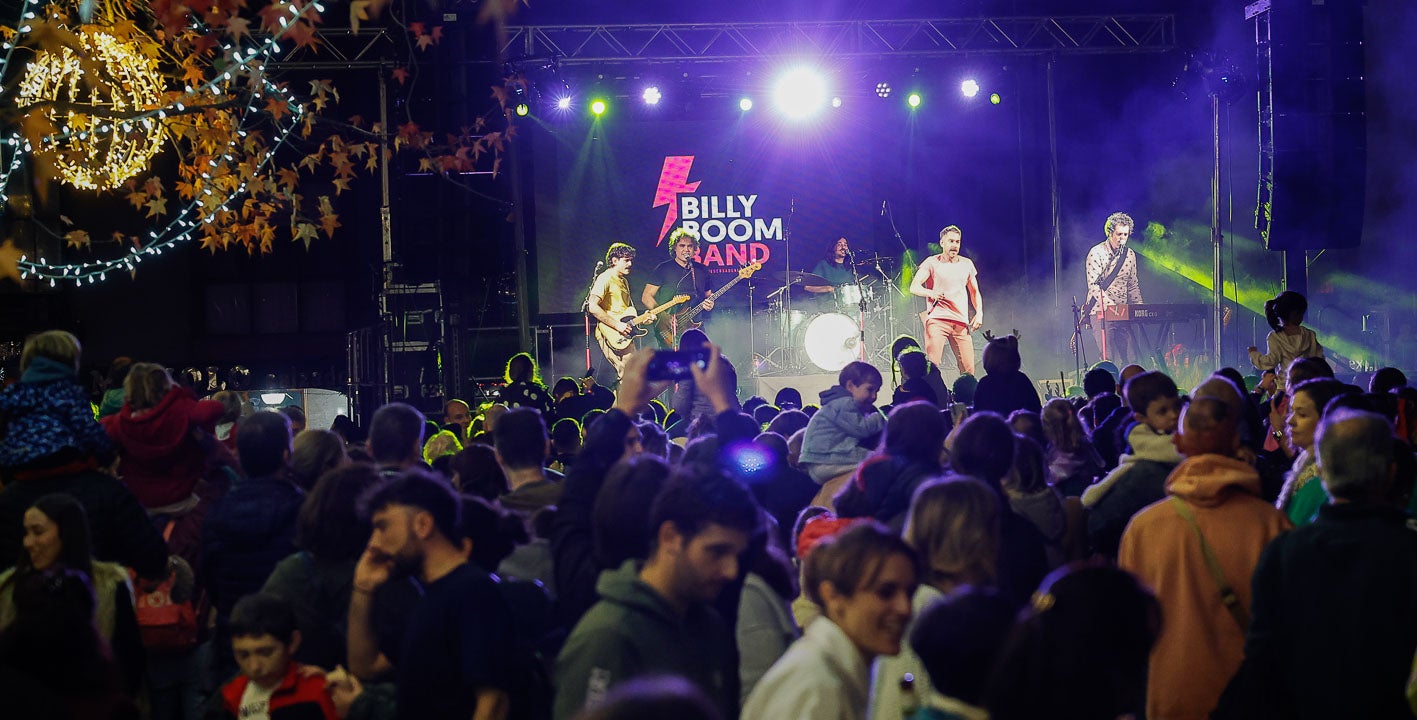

{"left": 640, "top": 228, "right": 714, "bottom": 347}
{"left": 1084, "top": 212, "right": 1143, "bottom": 364}
{"left": 590, "top": 243, "right": 652, "bottom": 377}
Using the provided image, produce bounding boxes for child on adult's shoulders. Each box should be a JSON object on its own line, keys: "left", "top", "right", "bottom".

{"left": 1082, "top": 371, "right": 1184, "bottom": 559}
{"left": 799, "top": 362, "right": 886, "bottom": 484}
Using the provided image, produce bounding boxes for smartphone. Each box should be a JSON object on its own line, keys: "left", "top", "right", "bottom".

{"left": 950, "top": 402, "right": 968, "bottom": 422}
{"left": 646, "top": 349, "right": 709, "bottom": 382}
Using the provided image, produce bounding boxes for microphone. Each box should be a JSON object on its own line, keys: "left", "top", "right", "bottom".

{"left": 880, "top": 200, "right": 887, "bottom": 216}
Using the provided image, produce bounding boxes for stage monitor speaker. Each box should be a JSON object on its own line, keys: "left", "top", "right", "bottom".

{"left": 1263, "top": 0, "right": 1365, "bottom": 251}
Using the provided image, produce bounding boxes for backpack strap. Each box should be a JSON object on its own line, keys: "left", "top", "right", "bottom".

{"left": 1168, "top": 496, "right": 1249, "bottom": 633}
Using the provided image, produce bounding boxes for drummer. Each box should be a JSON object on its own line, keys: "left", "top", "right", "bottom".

{"left": 804, "top": 237, "right": 862, "bottom": 309}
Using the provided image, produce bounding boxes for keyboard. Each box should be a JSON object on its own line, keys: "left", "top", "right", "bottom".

{"left": 1099, "top": 303, "right": 1209, "bottom": 323}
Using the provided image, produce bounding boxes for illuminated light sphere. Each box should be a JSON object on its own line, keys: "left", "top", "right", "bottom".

{"left": 875, "top": 81, "right": 892, "bottom": 98}
{"left": 990, "top": 92, "right": 1002, "bottom": 105}
{"left": 960, "top": 79, "right": 980, "bottom": 98}
{"left": 16, "top": 28, "right": 167, "bottom": 191}
{"left": 739, "top": 97, "right": 753, "bottom": 112}
{"left": 514, "top": 102, "right": 530, "bottom": 116}
{"left": 831, "top": 96, "right": 842, "bottom": 108}
{"left": 773, "top": 66, "right": 828, "bottom": 120}
{"left": 590, "top": 99, "right": 607, "bottom": 116}
{"left": 556, "top": 96, "right": 572, "bottom": 110}
{"left": 642, "top": 86, "right": 661, "bottom": 105}
{"left": 907, "top": 92, "right": 922, "bottom": 109}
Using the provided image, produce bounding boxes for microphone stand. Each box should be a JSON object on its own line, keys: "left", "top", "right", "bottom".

{"left": 582, "top": 263, "right": 602, "bottom": 374}
{"left": 1070, "top": 296, "right": 1087, "bottom": 385}
{"left": 847, "top": 250, "right": 867, "bottom": 362}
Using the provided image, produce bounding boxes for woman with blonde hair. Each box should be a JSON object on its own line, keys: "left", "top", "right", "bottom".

{"left": 289, "top": 429, "right": 349, "bottom": 491}
{"left": 1040, "top": 397, "right": 1104, "bottom": 496}
{"left": 871, "top": 476, "right": 1001, "bottom": 719}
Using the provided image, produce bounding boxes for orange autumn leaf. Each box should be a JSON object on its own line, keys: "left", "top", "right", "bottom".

{"left": 318, "top": 213, "right": 341, "bottom": 238}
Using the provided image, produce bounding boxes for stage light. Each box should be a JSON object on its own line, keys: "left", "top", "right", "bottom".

{"left": 907, "top": 92, "right": 922, "bottom": 109}
{"left": 590, "top": 99, "right": 607, "bottom": 116}
{"left": 555, "top": 96, "right": 572, "bottom": 110}
{"left": 642, "top": 86, "right": 661, "bottom": 105}
{"left": 875, "top": 82, "right": 892, "bottom": 98}
{"left": 990, "top": 93, "right": 1002, "bottom": 105}
{"left": 739, "top": 97, "right": 753, "bottom": 111}
{"left": 831, "top": 96, "right": 842, "bottom": 108}
{"left": 515, "top": 103, "right": 529, "bottom": 116}
{"left": 961, "top": 79, "right": 980, "bottom": 98}
{"left": 773, "top": 66, "right": 828, "bottom": 119}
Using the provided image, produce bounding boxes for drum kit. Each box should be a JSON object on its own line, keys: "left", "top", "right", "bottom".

{"left": 748, "top": 256, "right": 905, "bottom": 374}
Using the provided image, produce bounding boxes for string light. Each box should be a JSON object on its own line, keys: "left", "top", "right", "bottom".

{"left": 1, "top": 0, "right": 323, "bottom": 285}
{"left": 15, "top": 29, "right": 165, "bottom": 189}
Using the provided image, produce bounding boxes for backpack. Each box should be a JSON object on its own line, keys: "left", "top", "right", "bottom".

{"left": 129, "top": 521, "right": 199, "bottom": 651}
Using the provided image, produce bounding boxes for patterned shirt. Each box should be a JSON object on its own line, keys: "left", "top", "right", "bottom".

{"left": 1085, "top": 240, "right": 1142, "bottom": 313}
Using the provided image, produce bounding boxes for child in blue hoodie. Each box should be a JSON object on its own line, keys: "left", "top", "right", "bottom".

{"left": 799, "top": 361, "right": 886, "bottom": 483}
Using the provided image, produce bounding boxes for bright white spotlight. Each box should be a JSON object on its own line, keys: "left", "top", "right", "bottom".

{"left": 773, "top": 66, "right": 828, "bottom": 119}
{"left": 555, "top": 96, "right": 572, "bottom": 110}
{"left": 642, "top": 86, "right": 662, "bottom": 105}
{"left": 831, "top": 96, "right": 842, "bottom": 108}
{"left": 739, "top": 97, "right": 753, "bottom": 111}
{"left": 875, "top": 81, "right": 892, "bottom": 98}
{"left": 960, "top": 79, "right": 980, "bottom": 98}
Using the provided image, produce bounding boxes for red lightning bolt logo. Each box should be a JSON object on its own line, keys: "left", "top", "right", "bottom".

{"left": 652, "top": 155, "right": 700, "bottom": 247}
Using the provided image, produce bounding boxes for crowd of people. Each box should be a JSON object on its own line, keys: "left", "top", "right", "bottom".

{"left": 0, "top": 324, "right": 1414, "bottom": 720}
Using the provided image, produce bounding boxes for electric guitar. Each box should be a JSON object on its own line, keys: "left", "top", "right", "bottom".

{"left": 655, "top": 262, "right": 762, "bottom": 346}
{"left": 597, "top": 295, "right": 690, "bottom": 351}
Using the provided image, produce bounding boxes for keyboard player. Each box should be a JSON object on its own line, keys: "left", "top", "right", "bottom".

{"left": 1085, "top": 212, "right": 1142, "bottom": 364}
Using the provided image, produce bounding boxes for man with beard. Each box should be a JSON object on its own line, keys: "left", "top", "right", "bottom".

{"left": 346, "top": 470, "right": 516, "bottom": 720}
{"left": 909, "top": 225, "right": 984, "bottom": 377}
{"left": 553, "top": 469, "right": 760, "bottom": 720}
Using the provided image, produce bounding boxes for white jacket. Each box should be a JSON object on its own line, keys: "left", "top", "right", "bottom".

{"left": 743, "top": 616, "right": 870, "bottom": 720}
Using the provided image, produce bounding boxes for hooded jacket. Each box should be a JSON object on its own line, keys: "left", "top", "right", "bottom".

{"left": 800, "top": 386, "right": 884, "bottom": 468}
{"left": 202, "top": 473, "right": 304, "bottom": 623}
{"left": 554, "top": 559, "right": 734, "bottom": 720}
{"left": 0, "top": 357, "right": 113, "bottom": 473}
{"left": 101, "top": 386, "right": 224, "bottom": 508}
{"left": 1084, "top": 423, "right": 1184, "bottom": 558}
{"left": 1118, "top": 453, "right": 1291, "bottom": 720}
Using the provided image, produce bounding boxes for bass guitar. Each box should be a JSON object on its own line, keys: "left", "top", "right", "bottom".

{"left": 655, "top": 262, "right": 762, "bottom": 347}
{"left": 597, "top": 295, "right": 690, "bottom": 351}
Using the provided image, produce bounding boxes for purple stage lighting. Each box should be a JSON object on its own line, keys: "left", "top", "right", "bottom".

{"left": 739, "top": 97, "right": 753, "bottom": 111}
{"left": 555, "top": 96, "right": 572, "bottom": 110}
{"left": 642, "top": 86, "right": 662, "bottom": 105}
{"left": 773, "top": 66, "right": 828, "bottom": 119}
{"left": 961, "top": 79, "right": 980, "bottom": 98}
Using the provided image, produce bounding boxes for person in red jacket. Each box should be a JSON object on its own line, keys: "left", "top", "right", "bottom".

{"left": 101, "top": 362, "right": 225, "bottom": 511}
{"left": 217, "top": 592, "right": 337, "bottom": 720}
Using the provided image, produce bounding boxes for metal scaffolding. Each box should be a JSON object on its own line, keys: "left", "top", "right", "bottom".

{"left": 266, "top": 28, "right": 399, "bottom": 71}
{"left": 502, "top": 16, "right": 1176, "bottom": 64}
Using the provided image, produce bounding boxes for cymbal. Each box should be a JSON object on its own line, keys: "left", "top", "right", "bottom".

{"left": 852, "top": 255, "right": 895, "bottom": 266}
{"left": 776, "top": 270, "right": 831, "bottom": 286}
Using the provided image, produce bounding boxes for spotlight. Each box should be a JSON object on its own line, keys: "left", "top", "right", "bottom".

{"left": 555, "top": 96, "right": 572, "bottom": 110}
{"left": 875, "top": 82, "right": 892, "bottom": 98}
{"left": 773, "top": 66, "right": 828, "bottom": 119}
{"left": 739, "top": 97, "right": 753, "bottom": 112}
{"left": 642, "top": 86, "right": 661, "bottom": 105}
{"left": 831, "top": 96, "right": 842, "bottom": 108}
{"left": 514, "top": 102, "right": 529, "bottom": 116}
{"left": 590, "top": 99, "right": 607, "bottom": 116}
{"left": 960, "top": 79, "right": 980, "bottom": 98}
{"left": 989, "top": 93, "right": 1002, "bottom": 105}
{"left": 907, "top": 92, "right": 922, "bottom": 109}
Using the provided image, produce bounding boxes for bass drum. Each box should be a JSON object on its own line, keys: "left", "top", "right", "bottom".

{"left": 794, "top": 312, "right": 862, "bottom": 372}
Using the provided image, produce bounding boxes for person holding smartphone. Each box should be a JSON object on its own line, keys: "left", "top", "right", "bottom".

{"left": 671, "top": 328, "right": 739, "bottom": 433}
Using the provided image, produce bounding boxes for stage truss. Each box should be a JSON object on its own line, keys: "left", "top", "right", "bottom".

{"left": 502, "top": 15, "right": 1177, "bottom": 65}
